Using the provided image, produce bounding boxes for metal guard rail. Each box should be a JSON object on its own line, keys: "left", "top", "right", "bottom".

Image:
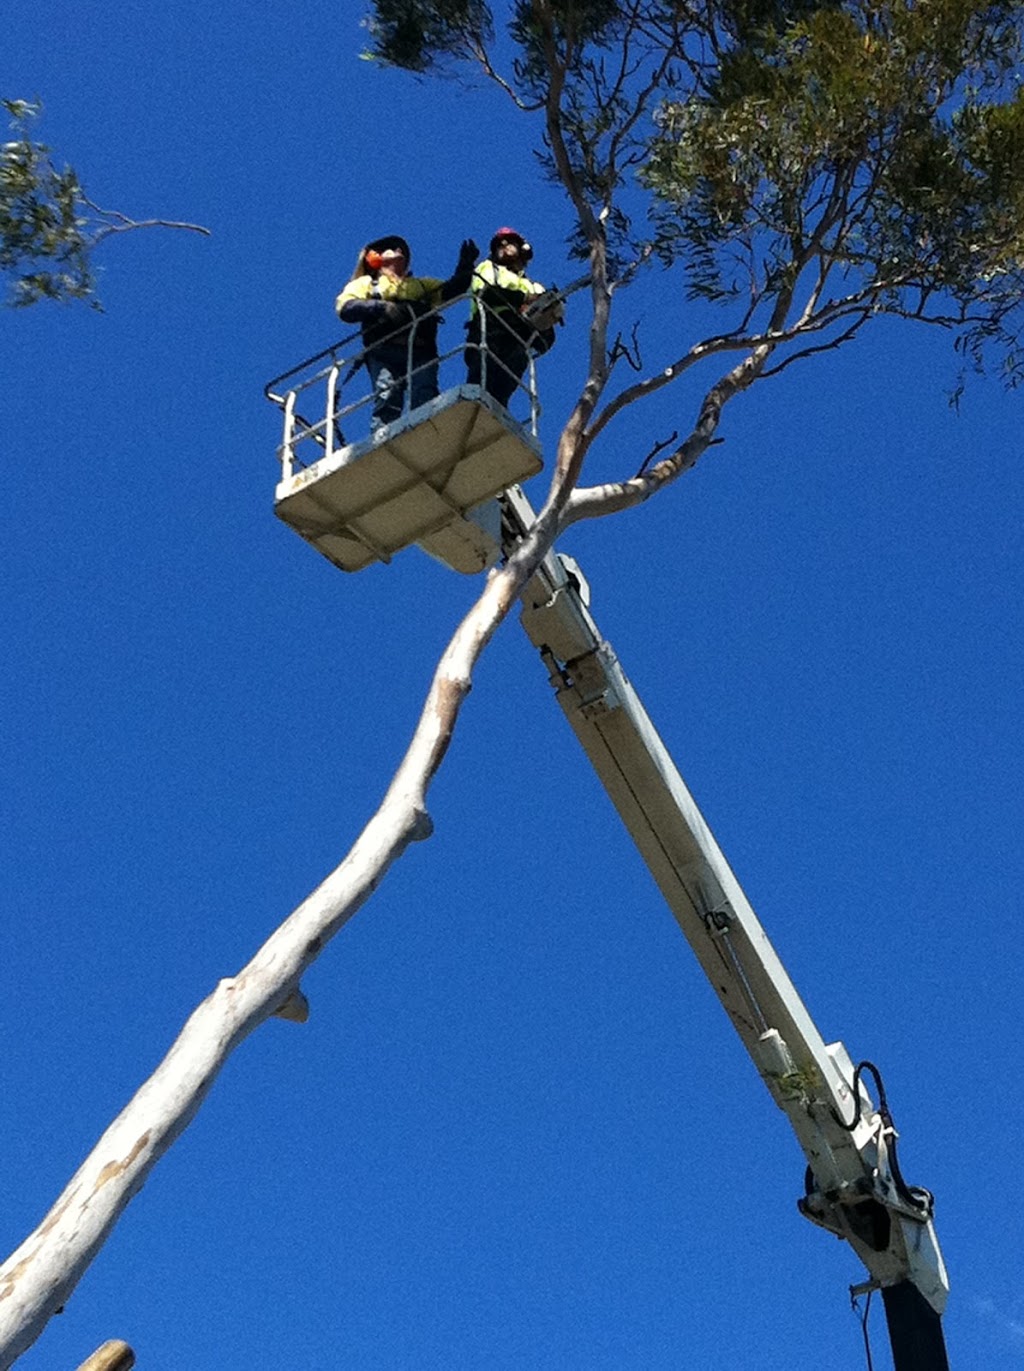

{"left": 264, "top": 292, "right": 541, "bottom": 479}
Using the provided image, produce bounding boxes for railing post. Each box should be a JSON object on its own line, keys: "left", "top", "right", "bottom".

{"left": 405, "top": 323, "right": 416, "bottom": 420}
{"left": 325, "top": 363, "right": 339, "bottom": 461}
{"left": 527, "top": 353, "right": 539, "bottom": 435}
{"left": 282, "top": 390, "right": 296, "bottom": 480}
{"left": 479, "top": 304, "right": 488, "bottom": 394}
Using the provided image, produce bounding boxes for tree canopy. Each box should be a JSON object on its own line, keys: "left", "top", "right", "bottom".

{"left": 364, "top": 0, "right": 1024, "bottom": 393}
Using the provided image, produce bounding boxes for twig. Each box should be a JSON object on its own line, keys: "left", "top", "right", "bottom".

{"left": 81, "top": 196, "right": 211, "bottom": 244}
{"left": 635, "top": 430, "right": 678, "bottom": 476}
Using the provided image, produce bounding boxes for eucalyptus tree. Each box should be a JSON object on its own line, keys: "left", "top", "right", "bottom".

{"left": 1, "top": 99, "right": 208, "bottom": 307}
{"left": 368, "top": 0, "right": 1024, "bottom": 493}
{"left": 1, "top": 2, "right": 1022, "bottom": 1364}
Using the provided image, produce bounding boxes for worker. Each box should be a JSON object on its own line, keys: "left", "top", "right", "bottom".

{"left": 336, "top": 234, "right": 478, "bottom": 432}
{"left": 466, "top": 228, "right": 559, "bottom": 409}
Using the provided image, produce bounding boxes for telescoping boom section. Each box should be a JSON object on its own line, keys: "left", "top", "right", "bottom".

{"left": 264, "top": 294, "right": 543, "bottom": 575}
{"left": 265, "top": 311, "right": 951, "bottom": 1363}
{"left": 503, "top": 488, "right": 949, "bottom": 1370}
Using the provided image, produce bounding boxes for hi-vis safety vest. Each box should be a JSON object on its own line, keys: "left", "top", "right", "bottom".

{"left": 335, "top": 273, "right": 445, "bottom": 315}
{"left": 336, "top": 273, "right": 447, "bottom": 355}
{"left": 469, "top": 260, "right": 546, "bottom": 316}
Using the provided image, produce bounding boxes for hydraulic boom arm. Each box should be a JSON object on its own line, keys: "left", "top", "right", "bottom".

{"left": 504, "top": 489, "right": 949, "bottom": 1370}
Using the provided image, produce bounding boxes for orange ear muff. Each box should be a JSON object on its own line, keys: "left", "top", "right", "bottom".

{"left": 365, "top": 249, "right": 384, "bottom": 272}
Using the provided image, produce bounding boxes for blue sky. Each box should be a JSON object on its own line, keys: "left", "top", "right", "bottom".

{"left": 2, "top": 4, "right": 1022, "bottom": 1369}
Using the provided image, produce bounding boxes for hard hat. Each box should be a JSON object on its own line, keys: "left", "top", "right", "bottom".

{"left": 490, "top": 227, "right": 533, "bottom": 262}
{"left": 362, "top": 235, "right": 411, "bottom": 273}
{"left": 491, "top": 226, "right": 524, "bottom": 249}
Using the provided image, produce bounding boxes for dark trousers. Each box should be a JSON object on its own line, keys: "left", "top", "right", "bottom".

{"left": 465, "top": 315, "right": 530, "bottom": 409}
{"left": 365, "top": 347, "right": 439, "bottom": 432}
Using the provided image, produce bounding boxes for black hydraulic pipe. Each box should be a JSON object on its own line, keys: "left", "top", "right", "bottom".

{"left": 882, "top": 1281, "right": 950, "bottom": 1371}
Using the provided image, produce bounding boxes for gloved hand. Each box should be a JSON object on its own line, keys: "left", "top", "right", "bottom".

{"left": 456, "top": 238, "right": 479, "bottom": 271}
{"left": 380, "top": 300, "right": 413, "bottom": 323}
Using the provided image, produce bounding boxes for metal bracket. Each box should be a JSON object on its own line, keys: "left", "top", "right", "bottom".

{"left": 704, "top": 905, "right": 735, "bottom": 936}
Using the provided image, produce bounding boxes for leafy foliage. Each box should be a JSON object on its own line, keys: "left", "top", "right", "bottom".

{"left": 364, "top": 0, "right": 624, "bottom": 74}
{"left": 0, "top": 99, "right": 95, "bottom": 307}
{"left": 362, "top": 0, "right": 1024, "bottom": 385}
{"left": 1, "top": 99, "right": 210, "bottom": 310}
{"left": 643, "top": 0, "right": 1024, "bottom": 380}
{"left": 362, "top": 0, "right": 494, "bottom": 70}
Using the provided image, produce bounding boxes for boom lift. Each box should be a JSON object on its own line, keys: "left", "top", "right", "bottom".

{"left": 264, "top": 297, "right": 543, "bottom": 575}
{"left": 266, "top": 298, "right": 950, "bottom": 1370}
{"left": 506, "top": 487, "right": 949, "bottom": 1371}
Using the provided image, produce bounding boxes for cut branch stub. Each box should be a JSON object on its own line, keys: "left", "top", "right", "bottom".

{"left": 75, "top": 1341, "right": 135, "bottom": 1371}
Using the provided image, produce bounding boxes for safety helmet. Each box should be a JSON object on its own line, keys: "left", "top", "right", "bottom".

{"left": 355, "top": 234, "right": 411, "bottom": 278}
{"left": 490, "top": 227, "right": 532, "bottom": 261}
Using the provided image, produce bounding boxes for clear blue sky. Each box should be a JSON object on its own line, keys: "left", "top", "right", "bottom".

{"left": 3, "top": 5, "right": 1022, "bottom": 1369}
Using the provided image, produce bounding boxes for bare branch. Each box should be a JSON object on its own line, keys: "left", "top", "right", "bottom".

{"left": 635, "top": 428, "right": 678, "bottom": 475}
{"left": 565, "top": 343, "right": 772, "bottom": 528}
{"left": 586, "top": 330, "right": 754, "bottom": 444}
{"left": 85, "top": 202, "right": 212, "bottom": 246}
{"left": 608, "top": 320, "right": 643, "bottom": 372}
{"left": 469, "top": 41, "right": 543, "bottom": 110}
{"left": 759, "top": 314, "right": 871, "bottom": 377}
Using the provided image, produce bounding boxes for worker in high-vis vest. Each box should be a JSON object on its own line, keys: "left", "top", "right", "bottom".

{"left": 466, "top": 228, "right": 559, "bottom": 409}
{"left": 337, "top": 233, "right": 478, "bottom": 432}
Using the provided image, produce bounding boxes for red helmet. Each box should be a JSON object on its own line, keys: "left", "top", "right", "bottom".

{"left": 490, "top": 227, "right": 532, "bottom": 261}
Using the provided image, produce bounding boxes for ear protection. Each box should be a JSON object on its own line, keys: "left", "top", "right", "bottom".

{"left": 491, "top": 234, "right": 533, "bottom": 263}
{"left": 364, "top": 241, "right": 409, "bottom": 273}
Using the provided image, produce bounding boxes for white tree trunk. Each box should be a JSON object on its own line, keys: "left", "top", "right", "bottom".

{"left": 0, "top": 318, "right": 748, "bottom": 1366}
{"left": 0, "top": 516, "right": 553, "bottom": 1368}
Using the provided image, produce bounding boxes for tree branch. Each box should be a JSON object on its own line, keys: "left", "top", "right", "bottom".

{"left": 0, "top": 456, "right": 581, "bottom": 1368}
{"left": 82, "top": 199, "right": 212, "bottom": 246}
